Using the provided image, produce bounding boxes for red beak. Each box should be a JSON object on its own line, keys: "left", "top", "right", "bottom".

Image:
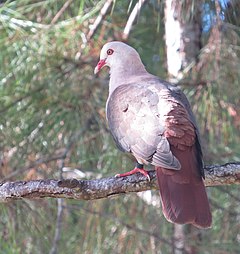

{"left": 94, "top": 59, "right": 106, "bottom": 74}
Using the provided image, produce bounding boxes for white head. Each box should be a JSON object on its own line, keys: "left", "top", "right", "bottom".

{"left": 94, "top": 41, "right": 146, "bottom": 75}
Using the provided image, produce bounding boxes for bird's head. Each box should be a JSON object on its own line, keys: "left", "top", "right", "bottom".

{"left": 94, "top": 41, "right": 143, "bottom": 75}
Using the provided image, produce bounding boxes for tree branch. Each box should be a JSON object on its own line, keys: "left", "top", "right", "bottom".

{"left": 86, "top": 0, "right": 113, "bottom": 41}
{"left": 0, "top": 162, "right": 239, "bottom": 202}
{"left": 122, "top": 0, "right": 148, "bottom": 40}
{"left": 51, "top": 0, "right": 73, "bottom": 24}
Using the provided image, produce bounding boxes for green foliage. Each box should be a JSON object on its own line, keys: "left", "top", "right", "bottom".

{"left": 0, "top": 0, "right": 240, "bottom": 253}
{"left": 187, "top": 22, "right": 240, "bottom": 163}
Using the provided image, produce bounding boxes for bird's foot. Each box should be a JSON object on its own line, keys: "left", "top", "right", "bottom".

{"left": 115, "top": 167, "right": 150, "bottom": 181}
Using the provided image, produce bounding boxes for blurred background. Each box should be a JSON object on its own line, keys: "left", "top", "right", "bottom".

{"left": 0, "top": 0, "right": 239, "bottom": 253}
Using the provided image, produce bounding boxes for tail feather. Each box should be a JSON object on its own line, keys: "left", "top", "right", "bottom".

{"left": 156, "top": 145, "right": 212, "bottom": 228}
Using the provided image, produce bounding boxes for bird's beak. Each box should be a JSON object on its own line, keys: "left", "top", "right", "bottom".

{"left": 94, "top": 59, "right": 106, "bottom": 74}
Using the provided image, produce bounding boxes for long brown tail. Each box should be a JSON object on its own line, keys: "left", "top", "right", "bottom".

{"left": 155, "top": 145, "right": 212, "bottom": 228}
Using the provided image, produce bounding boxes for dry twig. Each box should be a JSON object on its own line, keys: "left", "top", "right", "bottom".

{"left": 51, "top": 0, "right": 73, "bottom": 24}
{"left": 87, "top": 0, "right": 113, "bottom": 41}
{"left": 122, "top": 0, "right": 148, "bottom": 40}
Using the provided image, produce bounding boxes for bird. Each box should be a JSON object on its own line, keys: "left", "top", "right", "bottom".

{"left": 94, "top": 41, "right": 212, "bottom": 228}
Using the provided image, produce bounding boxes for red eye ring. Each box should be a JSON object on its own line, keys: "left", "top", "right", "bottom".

{"left": 107, "top": 49, "right": 114, "bottom": 55}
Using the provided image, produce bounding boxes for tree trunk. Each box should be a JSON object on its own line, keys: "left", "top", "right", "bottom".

{"left": 164, "top": 0, "right": 202, "bottom": 80}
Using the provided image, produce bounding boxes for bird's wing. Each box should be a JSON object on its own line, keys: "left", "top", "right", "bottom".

{"left": 165, "top": 80, "right": 205, "bottom": 178}
{"left": 106, "top": 81, "right": 198, "bottom": 170}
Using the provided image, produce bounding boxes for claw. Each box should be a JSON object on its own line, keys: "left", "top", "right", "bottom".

{"left": 146, "top": 174, "right": 151, "bottom": 182}
{"left": 114, "top": 167, "right": 150, "bottom": 181}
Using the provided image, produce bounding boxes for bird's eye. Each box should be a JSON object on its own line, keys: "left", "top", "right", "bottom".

{"left": 107, "top": 49, "right": 114, "bottom": 55}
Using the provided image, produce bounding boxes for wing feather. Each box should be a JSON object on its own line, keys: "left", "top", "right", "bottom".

{"left": 107, "top": 83, "right": 182, "bottom": 170}
{"left": 106, "top": 80, "right": 203, "bottom": 177}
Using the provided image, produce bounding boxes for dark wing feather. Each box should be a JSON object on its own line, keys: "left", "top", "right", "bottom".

{"left": 162, "top": 81, "right": 204, "bottom": 178}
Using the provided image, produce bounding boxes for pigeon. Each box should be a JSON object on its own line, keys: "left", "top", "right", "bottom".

{"left": 94, "top": 41, "right": 212, "bottom": 228}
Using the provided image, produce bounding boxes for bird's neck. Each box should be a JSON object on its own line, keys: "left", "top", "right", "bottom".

{"left": 108, "top": 62, "right": 148, "bottom": 95}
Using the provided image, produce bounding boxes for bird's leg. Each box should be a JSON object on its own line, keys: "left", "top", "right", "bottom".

{"left": 115, "top": 163, "right": 150, "bottom": 181}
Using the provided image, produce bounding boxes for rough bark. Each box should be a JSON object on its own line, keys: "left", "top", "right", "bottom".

{"left": 0, "top": 162, "right": 239, "bottom": 202}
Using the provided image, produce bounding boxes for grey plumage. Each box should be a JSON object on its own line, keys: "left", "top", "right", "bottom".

{"left": 106, "top": 77, "right": 195, "bottom": 171}
{"left": 95, "top": 41, "right": 212, "bottom": 228}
